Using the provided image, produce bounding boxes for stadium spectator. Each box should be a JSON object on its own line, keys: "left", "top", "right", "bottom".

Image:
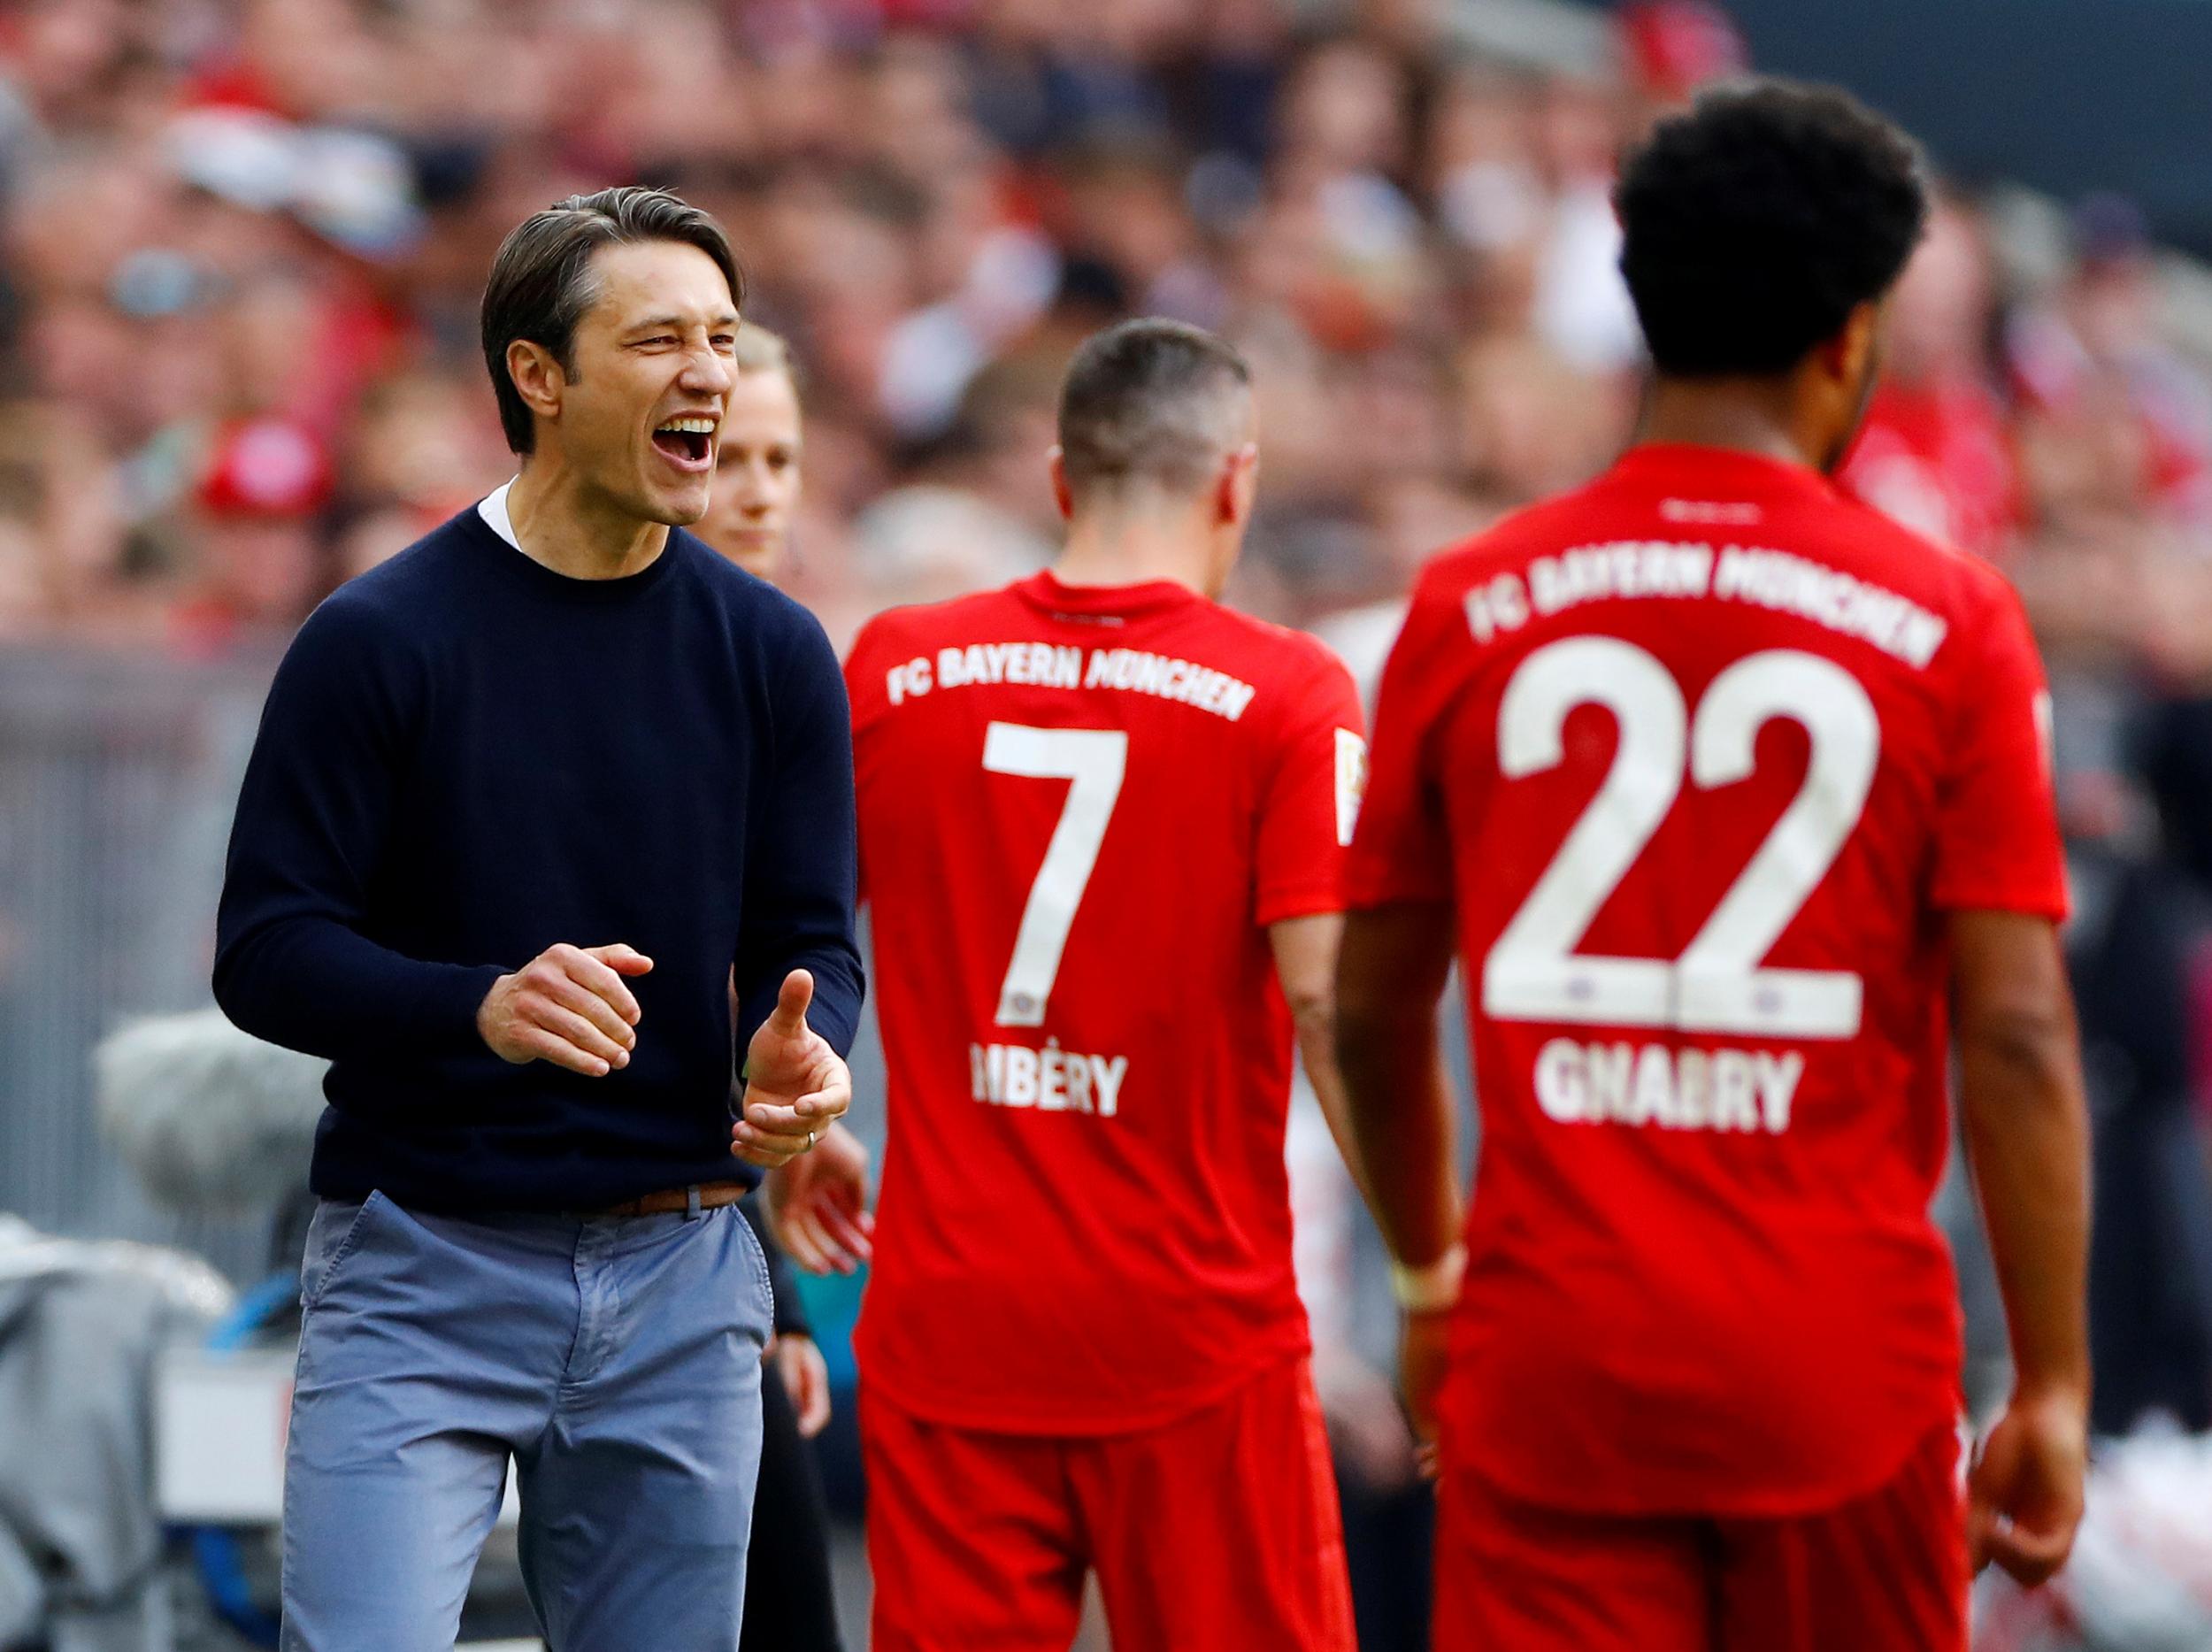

{"left": 1839, "top": 199, "right": 2021, "bottom": 559}
{"left": 0, "top": 0, "right": 2192, "bottom": 670}
{"left": 169, "top": 414, "right": 332, "bottom": 656}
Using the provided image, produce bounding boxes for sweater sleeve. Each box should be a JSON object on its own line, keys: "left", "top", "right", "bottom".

{"left": 212, "top": 597, "right": 505, "bottom": 1060}
{"left": 733, "top": 610, "right": 866, "bottom": 1059}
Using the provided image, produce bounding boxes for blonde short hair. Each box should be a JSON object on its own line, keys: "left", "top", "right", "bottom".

{"left": 731, "top": 322, "right": 795, "bottom": 380}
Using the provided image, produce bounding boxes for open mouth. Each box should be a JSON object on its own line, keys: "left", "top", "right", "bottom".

{"left": 651, "top": 415, "right": 717, "bottom": 471}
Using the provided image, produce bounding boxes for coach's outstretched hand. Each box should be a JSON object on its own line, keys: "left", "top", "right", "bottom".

{"left": 768, "top": 1120, "right": 873, "bottom": 1274}
{"left": 733, "top": 970, "right": 852, "bottom": 1170}
{"left": 477, "top": 942, "right": 653, "bottom": 1076}
{"left": 1968, "top": 1388, "right": 2088, "bottom": 1587}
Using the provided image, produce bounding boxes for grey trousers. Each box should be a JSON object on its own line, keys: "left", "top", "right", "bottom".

{"left": 280, "top": 1191, "right": 772, "bottom": 1650}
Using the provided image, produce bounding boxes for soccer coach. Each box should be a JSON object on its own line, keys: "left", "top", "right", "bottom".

{"left": 212, "top": 187, "right": 863, "bottom": 1650}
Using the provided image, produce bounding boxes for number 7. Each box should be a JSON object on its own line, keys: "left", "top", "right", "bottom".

{"left": 982, "top": 722, "right": 1129, "bottom": 1026}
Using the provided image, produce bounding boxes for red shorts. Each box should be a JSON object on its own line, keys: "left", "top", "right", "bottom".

{"left": 1434, "top": 1421, "right": 1967, "bottom": 1652}
{"left": 863, "top": 1354, "right": 1356, "bottom": 1652}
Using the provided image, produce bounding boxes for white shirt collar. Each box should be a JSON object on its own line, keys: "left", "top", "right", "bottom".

{"left": 478, "top": 480, "right": 521, "bottom": 549}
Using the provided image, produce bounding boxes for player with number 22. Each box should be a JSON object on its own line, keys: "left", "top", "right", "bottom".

{"left": 1335, "top": 81, "right": 2091, "bottom": 1652}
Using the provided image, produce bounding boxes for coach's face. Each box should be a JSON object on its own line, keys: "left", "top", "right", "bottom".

{"left": 559, "top": 240, "right": 738, "bottom": 526}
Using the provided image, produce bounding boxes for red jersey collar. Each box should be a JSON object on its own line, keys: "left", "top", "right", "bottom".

{"left": 1015, "top": 568, "right": 1204, "bottom": 619}
{"left": 1606, "top": 442, "right": 1841, "bottom": 503}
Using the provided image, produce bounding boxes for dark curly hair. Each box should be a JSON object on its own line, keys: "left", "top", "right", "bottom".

{"left": 1616, "top": 80, "right": 1928, "bottom": 378}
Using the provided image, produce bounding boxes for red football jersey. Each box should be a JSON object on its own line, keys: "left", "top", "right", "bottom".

{"left": 849, "top": 570, "right": 1367, "bottom": 1434}
{"left": 1348, "top": 444, "right": 2066, "bottom": 1516}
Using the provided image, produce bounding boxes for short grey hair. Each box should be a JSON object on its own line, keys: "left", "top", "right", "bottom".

{"left": 1056, "top": 319, "right": 1252, "bottom": 502}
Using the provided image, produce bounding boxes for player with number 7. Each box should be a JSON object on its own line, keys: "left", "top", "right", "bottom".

{"left": 842, "top": 319, "right": 1366, "bottom": 1652}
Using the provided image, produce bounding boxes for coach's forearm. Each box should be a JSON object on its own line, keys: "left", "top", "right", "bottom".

{"left": 1334, "top": 905, "right": 1463, "bottom": 1267}
{"left": 211, "top": 597, "right": 503, "bottom": 1064}
{"left": 736, "top": 619, "right": 864, "bottom": 1058}
{"left": 1958, "top": 1003, "right": 2092, "bottom": 1402}
{"left": 213, "top": 914, "right": 503, "bottom": 1063}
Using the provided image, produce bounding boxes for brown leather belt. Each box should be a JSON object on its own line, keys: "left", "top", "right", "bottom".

{"left": 597, "top": 1180, "right": 751, "bottom": 1219}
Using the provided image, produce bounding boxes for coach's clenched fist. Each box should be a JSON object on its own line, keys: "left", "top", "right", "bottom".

{"left": 477, "top": 941, "right": 654, "bottom": 1076}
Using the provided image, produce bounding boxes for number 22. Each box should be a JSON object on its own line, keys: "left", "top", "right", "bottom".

{"left": 1484, "top": 637, "right": 1878, "bottom": 1040}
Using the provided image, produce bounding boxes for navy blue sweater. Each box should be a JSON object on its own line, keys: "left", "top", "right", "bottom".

{"left": 212, "top": 505, "right": 864, "bottom": 1212}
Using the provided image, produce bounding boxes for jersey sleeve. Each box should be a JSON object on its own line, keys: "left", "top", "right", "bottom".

{"left": 1929, "top": 576, "right": 2068, "bottom": 919}
{"left": 1254, "top": 644, "right": 1367, "bottom": 926}
{"left": 1343, "top": 580, "right": 1460, "bottom": 909}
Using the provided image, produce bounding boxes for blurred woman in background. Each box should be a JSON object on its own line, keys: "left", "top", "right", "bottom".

{"left": 705, "top": 320, "right": 856, "bottom": 1652}
{"left": 699, "top": 324, "right": 806, "bottom": 582}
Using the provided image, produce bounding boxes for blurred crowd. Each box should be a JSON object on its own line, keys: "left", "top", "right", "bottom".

{"left": 0, "top": 0, "right": 1642, "bottom": 659}
{"left": 4, "top": 0, "right": 2212, "bottom": 683}
{"left": 10, "top": 0, "right": 2212, "bottom": 1437}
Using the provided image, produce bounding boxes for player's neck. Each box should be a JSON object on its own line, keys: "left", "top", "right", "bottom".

{"left": 1054, "top": 516, "right": 1216, "bottom": 597}
{"left": 1635, "top": 378, "right": 1823, "bottom": 473}
{"left": 507, "top": 457, "right": 671, "bottom": 580}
